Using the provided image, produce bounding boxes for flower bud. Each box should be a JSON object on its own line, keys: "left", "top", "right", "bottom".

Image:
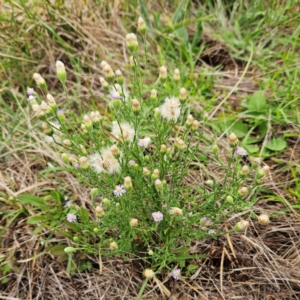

{"left": 61, "top": 153, "right": 69, "bottom": 164}
{"left": 42, "top": 122, "right": 53, "bottom": 136}
{"left": 110, "top": 144, "right": 120, "bottom": 158}
{"left": 160, "top": 144, "right": 167, "bottom": 153}
{"left": 262, "top": 165, "right": 270, "bottom": 172}
{"left": 73, "top": 236, "right": 80, "bottom": 242}
{"left": 103, "top": 63, "right": 114, "bottom": 81}
{"left": 159, "top": 66, "right": 167, "bottom": 80}
{"left": 129, "top": 56, "right": 135, "bottom": 67}
{"left": 79, "top": 156, "right": 89, "bottom": 169}
{"left": 126, "top": 33, "right": 139, "bottom": 52}
{"left": 103, "top": 198, "right": 111, "bottom": 206}
{"left": 63, "top": 139, "right": 72, "bottom": 147}
{"left": 143, "top": 167, "right": 150, "bottom": 176}
{"left": 131, "top": 99, "right": 141, "bottom": 114}
{"left": 64, "top": 247, "right": 77, "bottom": 254}
{"left": 174, "top": 137, "right": 185, "bottom": 150}
{"left": 83, "top": 114, "right": 93, "bottom": 130}
{"left": 138, "top": 17, "right": 146, "bottom": 35}
{"left": 151, "top": 169, "right": 160, "bottom": 179}
{"left": 179, "top": 87, "right": 187, "bottom": 103}
{"left": 154, "top": 107, "right": 160, "bottom": 118}
{"left": 100, "top": 60, "right": 108, "bottom": 68}
{"left": 258, "top": 214, "right": 269, "bottom": 225}
{"left": 225, "top": 196, "right": 234, "bottom": 204}
{"left": 56, "top": 60, "right": 66, "bottom": 84}
{"left": 40, "top": 101, "right": 50, "bottom": 114}
{"left": 90, "top": 188, "right": 98, "bottom": 197}
{"left": 228, "top": 133, "right": 238, "bottom": 147}
{"left": 256, "top": 168, "right": 265, "bottom": 180}
{"left": 109, "top": 241, "right": 118, "bottom": 250}
{"left": 90, "top": 111, "right": 101, "bottom": 124}
{"left": 234, "top": 220, "right": 249, "bottom": 231}
{"left": 124, "top": 176, "right": 133, "bottom": 190}
{"left": 174, "top": 68, "right": 180, "bottom": 81}
{"left": 93, "top": 228, "right": 99, "bottom": 233}
{"left": 191, "top": 120, "right": 199, "bottom": 131}
{"left": 95, "top": 206, "right": 105, "bottom": 217}
{"left": 114, "top": 69, "right": 124, "bottom": 85}
{"left": 200, "top": 217, "right": 208, "bottom": 225}
{"left": 240, "top": 165, "right": 250, "bottom": 176}
{"left": 203, "top": 113, "right": 209, "bottom": 121}
{"left": 185, "top": 114, "right": 194, "bottom": 127}
{"left": 143, "top": 269, "right": 155, "bottom": 279}
{"left": 79, "top": 144, "right": 87, "bottom": 155}
{"left": 212, "top": 144, "right": 219, "bottom": 154}
{"left": 80, "top": 124, "right": 87, "bottom": 133}
{"left": 148, "top": 250, "right": 153, "bottom": 256}
{"left": 130, "top": 218, "right": 138, "bottom": 227}
{"left": 32, "top": 73, "right": 47, "bottom": 91}
{"left": 238, "top": 186, "right": 248, "bottom": 196}
{"left": 154, "top": 179, "right": 163, "bottom": 190}
{"left": 46, "top": 93, "right": 57, "bottom": 111}
{"left": 57, "top": 109, "right": 65, "bottom": 121}
{"left": 169, "top": 207, "right": 183, "bottom": 216}
{"left": 205, "top": 180, "right": 214, "bottom": 186}
{"left": 100, "top": 76, "right": 109, "bottom": 91}
{"left": 150, "top": 89, "right": 157, "bottom": 100}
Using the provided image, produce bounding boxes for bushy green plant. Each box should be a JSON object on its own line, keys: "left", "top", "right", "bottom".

{"left": 24, "top": 17, "right": 270, "bottom": 286}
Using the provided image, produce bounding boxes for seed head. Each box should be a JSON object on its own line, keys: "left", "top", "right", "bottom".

{"left": 169, "top": 207, "right": 183, "bottom": 216}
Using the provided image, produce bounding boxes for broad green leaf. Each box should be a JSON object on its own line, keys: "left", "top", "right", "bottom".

{"left": 244, "top": 144, "right": 260, "bottom": 154}
{"left": 265, "top": 137, "right": 287, "bottom": 151}
{"left": 17, "top": 194, "right": 48, "bottom": 208}
{"left": 248, "top": 91, "right": 267, "bottom": 112}
{"left": 48, "top": 244, "right": 67, "bottom": 256}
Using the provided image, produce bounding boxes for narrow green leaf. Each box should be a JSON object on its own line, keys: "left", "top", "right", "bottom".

{"left": 17, "top": 194, "right": 48, "bottom": 208}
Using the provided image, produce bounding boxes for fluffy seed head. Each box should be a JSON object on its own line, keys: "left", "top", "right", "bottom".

{"left": 111, "top": 121, "right": 135, "bottom": 142}
{"left": 160, "top": 96, "right": 181, "bottom": 121}
{"left": 169, "top": 207, "right": 183, "bottom": 216}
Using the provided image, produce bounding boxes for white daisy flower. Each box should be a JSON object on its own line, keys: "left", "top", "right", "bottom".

{"left": 159, "top": 96, "right": 181, "bottom": 121}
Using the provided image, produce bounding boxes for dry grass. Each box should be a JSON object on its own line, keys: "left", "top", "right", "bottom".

{"left": 1, "top": 1, "right": 300, "bottom": 299}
